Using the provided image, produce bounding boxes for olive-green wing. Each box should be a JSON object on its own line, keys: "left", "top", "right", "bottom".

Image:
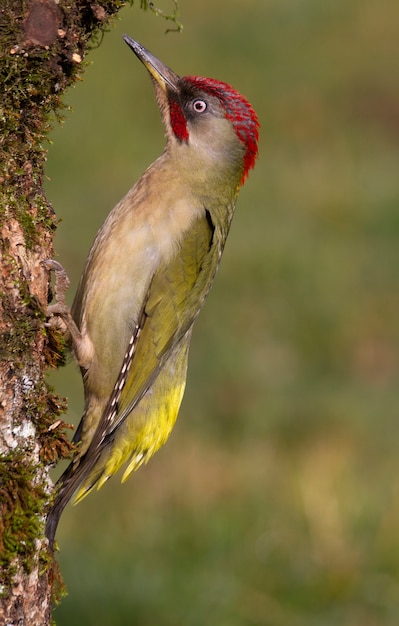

{"left": 97, "top": 208, "right": 219, "bottom": 445}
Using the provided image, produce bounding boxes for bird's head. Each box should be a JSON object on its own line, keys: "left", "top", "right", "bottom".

{"left": 124, "top": 36, "right": 259, "bottom": 190}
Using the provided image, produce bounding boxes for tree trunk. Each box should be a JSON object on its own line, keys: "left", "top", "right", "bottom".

{"left": 0, "top": 1, "right": 161, "bottom": 623}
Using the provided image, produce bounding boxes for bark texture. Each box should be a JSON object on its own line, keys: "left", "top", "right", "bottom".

{"left": 0, "top": 1, "right": 138, "bottom": 623}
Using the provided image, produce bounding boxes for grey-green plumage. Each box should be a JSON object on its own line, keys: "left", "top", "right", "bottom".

{"left": 45, "top": 35, "right": 259, "bottom": 548}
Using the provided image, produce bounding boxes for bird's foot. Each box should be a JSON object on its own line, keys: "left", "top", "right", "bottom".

{"left": 41, "top": 259, "right": 82, "bottom": 349}
{"left": 42, "top": 259, "right": 70, "bottom": 315}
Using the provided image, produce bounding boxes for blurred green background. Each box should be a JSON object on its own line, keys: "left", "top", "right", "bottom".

{"left": 46, "top": 0, "right": 399, "bottom": 624}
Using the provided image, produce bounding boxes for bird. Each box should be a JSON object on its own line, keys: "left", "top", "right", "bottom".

{"left": 45, "top": 35, "right": 259, "bottom": 547}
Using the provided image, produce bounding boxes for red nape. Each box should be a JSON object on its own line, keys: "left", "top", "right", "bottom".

{"left": 235, "top": 124, "right": 259, "bottom": 186}
{"left": 184, "top": 76, "right": 259, "bottom": 185}
{"left": 169, "top": 99, "right": 189, "bottom": 142}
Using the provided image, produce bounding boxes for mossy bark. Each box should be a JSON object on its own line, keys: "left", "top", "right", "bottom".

{"left": 0, "top": 1, "right": 140, "bottom": 623}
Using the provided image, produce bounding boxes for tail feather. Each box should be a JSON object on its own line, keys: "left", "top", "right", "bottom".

{"left": 45, "top": 450, "right": 102, "bottom": 549}
{"left": 46, "top": 462, "right": 78, "bottom": 550}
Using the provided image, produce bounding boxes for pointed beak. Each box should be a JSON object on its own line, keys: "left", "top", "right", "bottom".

{"left": 123, "top": 35, "right": 179, "bottom": 93}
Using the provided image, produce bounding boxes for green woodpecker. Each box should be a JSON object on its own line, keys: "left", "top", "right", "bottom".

{"left": 45, "top": 35, "right": 259, "bottom": 547}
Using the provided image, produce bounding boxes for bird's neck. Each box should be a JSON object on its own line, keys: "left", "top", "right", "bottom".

{"left": 164, "top": 141, "right": 242, "bottom": 209}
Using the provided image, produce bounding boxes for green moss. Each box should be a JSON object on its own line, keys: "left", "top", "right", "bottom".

{"left": 0, "top": 255, "right": 43, "bottom": 363}
{"left": 0, "top": 307, "right": 39, "bottom": 364}
{"left": 0, "top": 453, "right": 48, "bottom": 586}
{"left": 0, "top": 390, "right": 74, "bottom": 591}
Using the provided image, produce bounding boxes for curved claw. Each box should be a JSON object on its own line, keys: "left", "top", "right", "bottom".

{"left": 42, "top": 258, "right": 91, "bottom": 370}
{"left": 42, "top": 259, "right": 71, "bottom": 304}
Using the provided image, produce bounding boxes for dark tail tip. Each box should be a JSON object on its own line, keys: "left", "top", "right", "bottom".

{"left": 45, "top": 461, "right": 78, "bottom": 550}
{"left": 45, "top": 494, "right": 67, "bottom": 550}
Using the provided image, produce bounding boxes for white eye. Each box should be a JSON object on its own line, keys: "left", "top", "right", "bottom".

{"left": 192, "top": 99, "right": 207, "bottom": 113}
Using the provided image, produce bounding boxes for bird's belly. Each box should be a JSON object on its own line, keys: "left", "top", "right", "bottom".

{"left": 76, "top": 332, "right": 192, "bottom": 497}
